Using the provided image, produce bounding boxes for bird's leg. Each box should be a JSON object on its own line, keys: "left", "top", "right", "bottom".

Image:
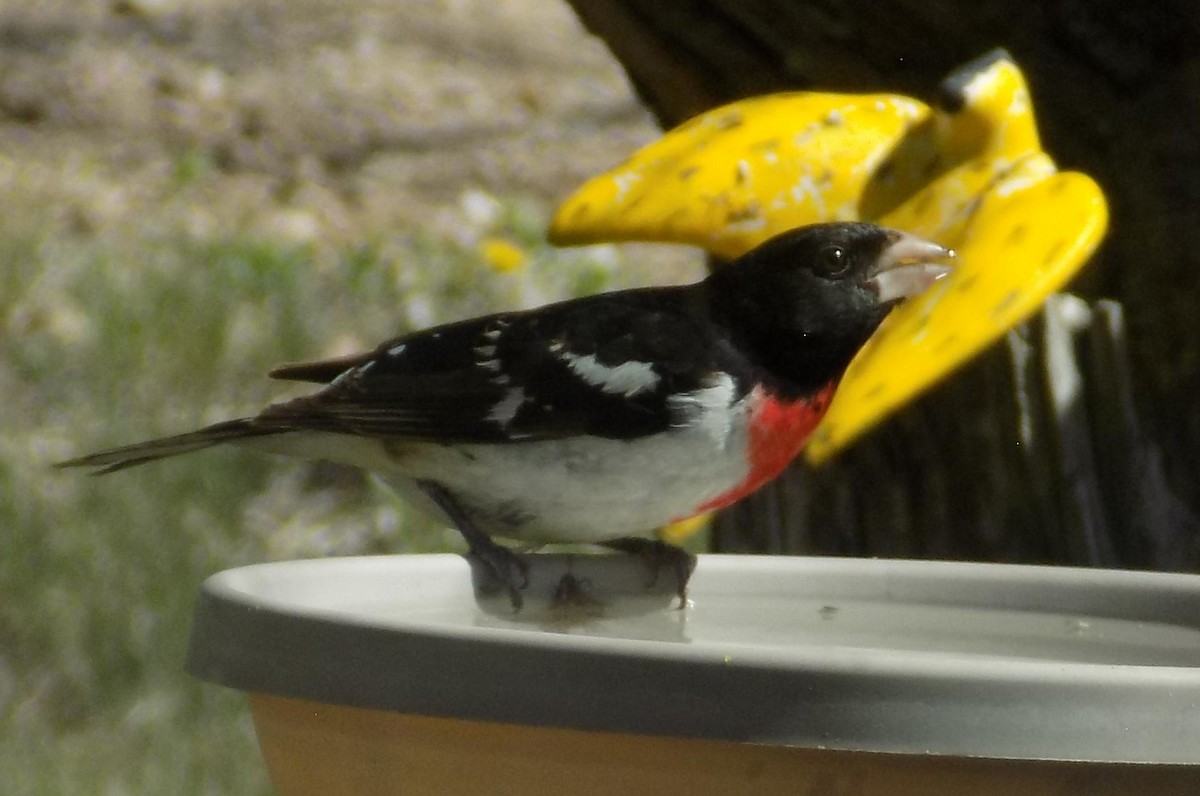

{"left": 600, "top": 538, "right": 697, "bottom": 608}
{"left": 417, "top": 480, "right": 529, "bottom": 610}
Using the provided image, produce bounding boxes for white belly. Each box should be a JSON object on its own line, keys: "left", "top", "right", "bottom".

{"left": 391, "top": 429, "right": 750, "bottom": 542}
{"left": 246, "top": 422, "right": 751, "bottom": 544}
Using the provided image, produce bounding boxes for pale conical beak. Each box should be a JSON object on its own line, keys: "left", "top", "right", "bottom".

{"left": 869, "top": 231, "right": 955, "bottom": 304}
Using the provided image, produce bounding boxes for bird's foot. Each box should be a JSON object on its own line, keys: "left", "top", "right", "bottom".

{"left": 416, "top": 479, "right": 529, "bottom": 611}
{"left": 467, "top": 540, "right": 530, "bottom": 611}
{"left": 601, "top": 538, "right": 697, "bottom": 608}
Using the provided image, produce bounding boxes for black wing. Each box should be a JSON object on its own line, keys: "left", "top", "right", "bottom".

{"left": 258, "top": 286, "right": 746, "bottom": 443}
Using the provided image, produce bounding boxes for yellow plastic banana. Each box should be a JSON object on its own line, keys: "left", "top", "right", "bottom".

{"left": 807, "top": 166, "right": 1108, "bottom": 462}
{"left": 551, "top": 92, "right": 932, "bottom": 261}
{"left": 551, "top": 49, "right": 1108, "bottom": 463}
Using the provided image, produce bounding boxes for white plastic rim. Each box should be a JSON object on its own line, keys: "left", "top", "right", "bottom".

{"left": 187, "top": 554, "right": 1200, "bottom": 764}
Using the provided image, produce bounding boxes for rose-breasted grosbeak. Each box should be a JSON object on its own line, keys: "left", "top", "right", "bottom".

{"left": 59, "top": 222, "right": 951, "bottom": 607}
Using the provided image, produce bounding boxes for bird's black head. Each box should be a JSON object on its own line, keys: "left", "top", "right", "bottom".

{"left": 706, "top": 222, "right": 953, "bottom": 397}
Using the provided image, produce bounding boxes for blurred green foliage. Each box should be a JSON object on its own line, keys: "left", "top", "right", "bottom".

{"left": 0, "top": 193, "right": 661, "bottom": 794}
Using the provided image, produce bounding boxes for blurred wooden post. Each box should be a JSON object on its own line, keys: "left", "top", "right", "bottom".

{"left": 564, "top": 0, "right": 1200, "bottom": 569}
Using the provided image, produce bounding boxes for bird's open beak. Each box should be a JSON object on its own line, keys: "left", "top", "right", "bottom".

{"left": 869, "top": 231, "right": 955, "bottom": 304}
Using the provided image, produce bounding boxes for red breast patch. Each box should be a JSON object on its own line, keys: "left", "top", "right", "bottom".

{"left": 691, "top": 382, "right": 836, "bottom": 516}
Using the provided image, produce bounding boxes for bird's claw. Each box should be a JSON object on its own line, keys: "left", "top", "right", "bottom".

{"left": 469, "top": 544, "right": 530, "bottom": 611}
{"left": 602, "top": 538, "right": 697, "bottom": 608}
{"left": 416, "top": 479, "right": 531, "bottom": 611}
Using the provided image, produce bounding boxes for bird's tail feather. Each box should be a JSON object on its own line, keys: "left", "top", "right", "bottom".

{"left": 55, "top": 419, "right": 275, "bottom": 474}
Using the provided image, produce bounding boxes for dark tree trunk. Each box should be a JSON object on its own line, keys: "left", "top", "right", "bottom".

{"left": 564, "top": 0, "right": 1200, "bottom": 569}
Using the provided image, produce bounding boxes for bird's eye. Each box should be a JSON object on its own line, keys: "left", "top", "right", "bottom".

{"left": 819, "top": 245, "right": 849, "bottom": 277}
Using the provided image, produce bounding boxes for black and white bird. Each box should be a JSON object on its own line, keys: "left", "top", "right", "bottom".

{"left": 59, "top": 222, "right": 952, "bottom": 607}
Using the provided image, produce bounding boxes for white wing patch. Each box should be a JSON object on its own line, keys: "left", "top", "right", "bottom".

{"left": 476, "top": 323, "right": 509, "bottom": 379}
{"left": 667, "top": 372, "right": 739, "bottom": 445}
{"left": 562, "top": 351, "right": 660, "bottom": 397}
{"left": 488, "top": 386, "right": 528, "bottom": 429}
